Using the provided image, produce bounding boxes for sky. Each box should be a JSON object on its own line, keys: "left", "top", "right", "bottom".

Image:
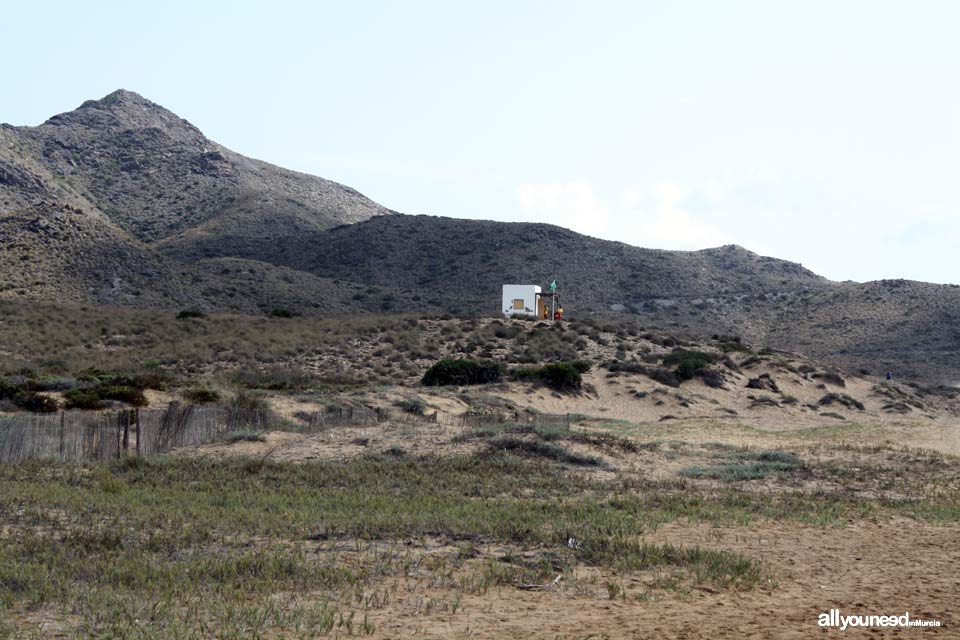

{"left": 2, "top": 1, "right": 958, "bottom": 284}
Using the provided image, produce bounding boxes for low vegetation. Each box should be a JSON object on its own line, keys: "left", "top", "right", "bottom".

{"left": 421, "top": 358, "right": 504, "bottom": 386}
{"left": 680, "top": 449, "right": 804, "bottom": 481}
{"left": 0, "top": 453, "right": 780, "bottom": 638}
{"left": 510, "top": 361, "right": 586, "bottom": 392}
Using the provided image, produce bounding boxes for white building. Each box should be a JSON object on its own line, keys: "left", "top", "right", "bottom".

{"left": 502, "top": 284, "right": 543, "bottom": 318}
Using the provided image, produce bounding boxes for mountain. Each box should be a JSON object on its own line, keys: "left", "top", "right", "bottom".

{"left": 1, "top": 89, "right": 389, "bottom": 243}
{"left": 1, "top": 90, "right": 958, "bottom": 382}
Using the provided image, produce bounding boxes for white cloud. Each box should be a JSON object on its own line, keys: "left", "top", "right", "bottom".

{"left": 516, "top": 179, "right": 730, "bottom": 250}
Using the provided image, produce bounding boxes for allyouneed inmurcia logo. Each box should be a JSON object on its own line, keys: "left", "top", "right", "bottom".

{"left": 818, "top": 609, "right": 942, "bottom": 630}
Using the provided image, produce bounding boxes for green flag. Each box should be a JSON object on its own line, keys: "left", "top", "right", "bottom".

{"left": 549, "top": 279, "right": 557, "bottom": 292}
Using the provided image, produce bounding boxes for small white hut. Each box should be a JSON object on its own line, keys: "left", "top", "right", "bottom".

{"left": 502, "top": 284, "right": 543, "bottom": 318}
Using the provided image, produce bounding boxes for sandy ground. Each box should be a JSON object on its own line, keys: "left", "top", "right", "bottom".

{"left": 344, "top": 519, "right": 957, "bottom": 640}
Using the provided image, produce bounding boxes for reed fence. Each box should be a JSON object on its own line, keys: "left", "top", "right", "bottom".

{"left": 0, "top": 402, "right": 571, "bottom": 464}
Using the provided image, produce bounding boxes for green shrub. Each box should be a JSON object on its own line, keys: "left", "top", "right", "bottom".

{"left": 14, "top": 392, "right": 59, "bottom": 413}
{"left": 176, "top": 309, "right": 206, "bottom": 319}
{"left": 570, "top": 360, "right": 592, "bottom": 373}
{"left": 99, "top": 385, "right": 148, "bottom": 407}
{"left": 646, "top": 366, "right": 680, "bottom": 387}
{"left": 183, "top": 387, "right": 221, "bottom": 404}
{"left": 63, "top": 388, "right": 106, "bottom": 410}
{"left": 62, "top": 384, "right": 147, "bottom": 409}
{"left": 421, "top": 359, "right": 504, "bottom": 386}
{"left": 604, "top": 361, "right": 679, "bottom": 387}
{"left": 662, "top": 349, "right": 717, "bottom": 382}
{"left": 268, "top": 308, "right": 295, "bottom": 318}
{"left": 510, "top": 362, "right": 582, "bottom": 392}
{"left": 0, "top": 378, "right": 25, "bottom": 400}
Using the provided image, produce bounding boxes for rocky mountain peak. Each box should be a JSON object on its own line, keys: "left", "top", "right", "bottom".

{"left": 41, "top": 89, "right": 203, "bottom": 141}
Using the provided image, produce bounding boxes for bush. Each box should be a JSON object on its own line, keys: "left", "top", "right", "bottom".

{"left": 268, "top": 308, "right": 295, "bottom": 318}
{"left": 511, "top": 363, "right": 583, "bottom": 392}
{"left": 393, "top": 397, "right": 428, "bottom": 415}
{"left": 176, "top": 309, "right": 206, "bottom": 319}
{"left": 662, "top": 349, "right": 717, "bottom": 382}
{"left": 99, "top": 385, "right": 148, "bottom": 407}
{"left": 62, "top": 384, "right": 147, "bottom": 409}
{"left": 0, "top": 378, "right": 25, "bottom": 400}
{"left": 570, "top": 360, "right": 592, "bottom": 373}
{"left": 14, "top": 392, "right": 59, "bottom": 413}
{"left": 604, "top": 361, "right": 679, "bottom": 387}
{"left": 63, "top": 388, "right": 106, "bottom": 410}
{"left": 818, "top": 393, "right": 865, "bottom": 411}
{"left": 183, "top": 387, "right": 221, "bottom": 404}
{"left": 699, "top": 368, "right": 725, "bottom": 389}
{"left": 421, "top": 359, "right": 504, "bottom": 386}
{"left": 646, "top": 366, "right": 680, "bottom": 387}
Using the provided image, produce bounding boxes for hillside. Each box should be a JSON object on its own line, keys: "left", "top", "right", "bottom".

{"left": 160, "top": 214, "right": 829, "bottom": 306}
{"left": 1, "top": 90, "right": 959, "bottom": 382}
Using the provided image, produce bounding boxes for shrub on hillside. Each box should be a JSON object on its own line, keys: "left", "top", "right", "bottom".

{"left": 76, "top": 368, "right": 169, "bottom": 391}
{"left": 13, "top": 392, "right": 59, "bottom": 413}
{"left": 182, "top": 387, "right": 221, "bottom": 404}
{"left": 176, "top": 309, "right": 206, "bottom": 319}
{"left": 63, "top": 388, "right": 107, "bottom": 410}
{"left": 62, "top": 384, "right": 148, "bottom": 409}
{"left": 0, "top": 378, "right": 24, "bottom": 400}
{"left": 699, "top": 368, "right": 726, "bottom": 389}
{"left": 511, "top": 363, "right": 583, "bottom": 392}
{"left": 570, "top": 360, "right": 592, "bottom": 374}
{"left": 394, "top": 397, "right": 428, "bottom": 415}
{"left": 421, "top": 358, "right": 504, "bottom": 386}
{"left": 662, "top": 349, "right": 717, "bottom": 382}
{"left": 604, "top": 361, "right": 680, "bottom": 387}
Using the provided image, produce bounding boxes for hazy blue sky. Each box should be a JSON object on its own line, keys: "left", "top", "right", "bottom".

{"left": 3, "top": 1, "right": 957, "bottom": 283}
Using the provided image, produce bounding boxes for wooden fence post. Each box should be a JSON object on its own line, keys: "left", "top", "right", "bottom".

{"left": 122, "top": 410, "right": 130, "bottom": 455}
{"left": 135, "top": 409, "right": 141, "bottom": 456}
{"left": 59, "top": 411, "right": 65, "bottom": 461}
